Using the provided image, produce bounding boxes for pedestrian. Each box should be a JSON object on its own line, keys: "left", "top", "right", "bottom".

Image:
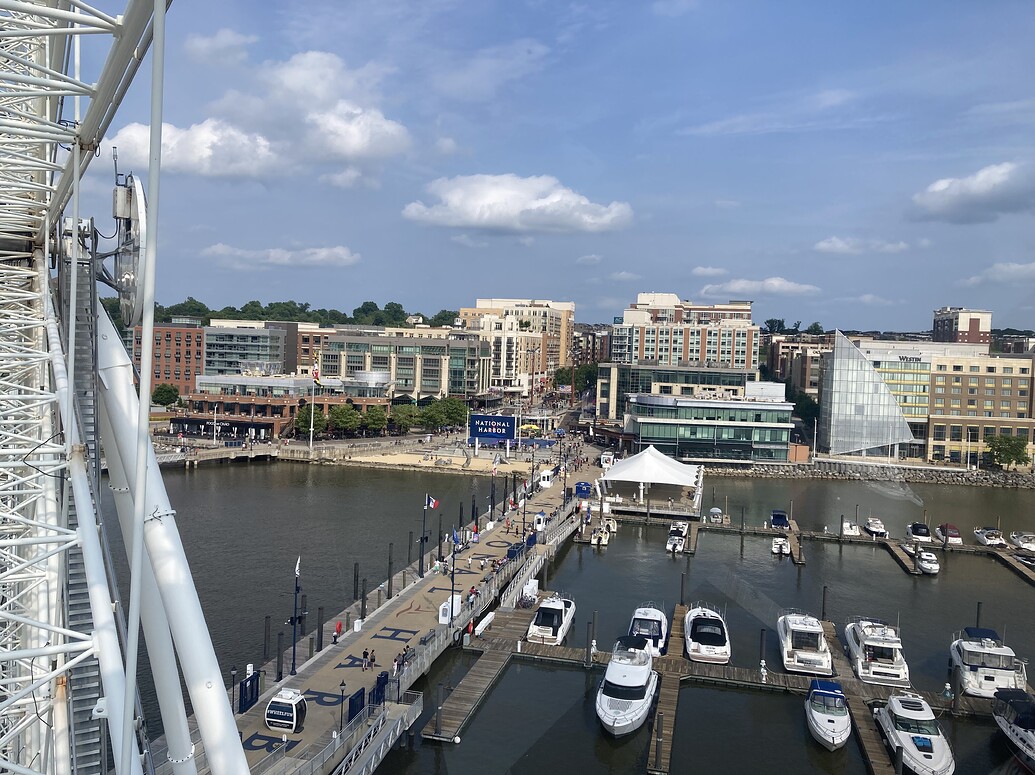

{"left": 467, "top": 556, "right": 472, "bottom": 568}
{"left": 393, "top": 656, "right": 399, "bottom": 676}
{"left": 362, "top": 648, "right": 369, "bottom": 671}
{"left": 369, "top": 650, "right": 376, "bottom": 668}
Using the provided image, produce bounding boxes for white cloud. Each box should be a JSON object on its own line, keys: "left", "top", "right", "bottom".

{"left": 691, "top": 266, "right": 727, "bottom": 277}
{"left": 700, "top": 277, "right": 821, "bottom": 297}
{"left": 576, "top": 254, "right": 602, "bottom": 265}
{"left": 651, "top": 0, "right": 698, "bottom": 16}
{"left": 679, "top": 88, "right": 873, "bottom": 137}
{"left": 609, "top": 271, "right": 640, "bottom": 281}
{"left": 959, "top": 261, "right": 1035, "bottom": 287}
{"left": 911, "top": 162, "right": 1035, "bottom": 223}
{"left": 814, "top": 236, "right": 909, "bottom": 255}
{"left": 451, "top": 234, "right": 488, "bottom": 248}
{"left": 306, "top": 100, "right": 410, "bottom": 160}
{"left": 402, "top": 174, "right": 633, "bottom": 233}
{"left": 107, "top": 119, "right": 277, "bottom": 178}
{"left": 184, "top": 28, "right": 257, "bottom": 65}
{"left": 436, "top": 137, "right": 458, "bottom": 155}
{"left": 433, "top": 39, "right": 549, "bottom": 101}
{"left": 320, "top": 167, "right": 363, "bottom": 188}
{"left": 202, "top": 243, "right": 360, "bottom": 269}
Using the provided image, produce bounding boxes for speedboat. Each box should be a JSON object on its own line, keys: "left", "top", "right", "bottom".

{"left": 974, "top": 527, "right": 1008, "bottom": 548}
{"left": 841, "top": 520, "right": 862, "bottom": 537}
{"left": 628, "top": 603, "right": 669, "bottom": 658}
{"left": 708, "top": 507, "right": 724, "bottom": 524}
{"left": 595, "top": 635, "right": 658, "bottom": 737}
{"left": 526, "top": 595, "right": 576, "bottom": 646}
{"left": 777, "top": 609, "right": 832, "bottom": 675}
{"left": 864, "top": 517, "right": 888, "bottom": 538}
{"left": 992, "top": 689, "right": 1035, "bottom": 772}
{"left": 905, "top": 522, "right": 932, "bottom": 542}
{"left": 1016, "top": 553, "right": 1035, "bottom": 569}
{"left": 805, "top": 680, "right": 851, "bottom": 751}
{"left": 1010, "top": 532, "right": 1035, "bottom": 552}
{"left": 684, "top": 602, "right": 731, "bottom": 664}
{"left": 591, "top": 527, "right": 610, "bottom": 547}
{"left": 770, "top": 509, "right": 791, "bottom": 530}
{"left": 666, "top": 521, "right": 689, "bottom": 553}
{"left": 772, "top": 536, "right": 790, "bottom": 556}
{"left": 949, "top": 628, "right": 1028, "bottom": 698}
{"left": 843, "top": 617, "right": 910, "bottom": 687}
{"left": 602, "top": 517, "right": 619, "bottom": 534}
{"left": 935, "top": 523, "right": 963, "bottom": 545}
{"left": 873, "top": 693, "right": 955, "bottom": 775}
{"left": 902, "top": 544, "right": 941, "bottom": 574}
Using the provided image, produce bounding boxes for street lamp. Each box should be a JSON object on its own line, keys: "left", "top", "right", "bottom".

{"left": 230, "top": 665, "right": 237, "bottom": 714}
{"left": 212, "top": 401, "right": 218, "bottom": 444}
{"left": 339, "top": 680, "right": 347, "bottom": 731}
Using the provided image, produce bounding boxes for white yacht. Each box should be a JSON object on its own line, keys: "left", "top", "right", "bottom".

{"left": 595, "top": 635, "right": 658, "bottom": 737}
{"left": 771, "top": 536, "right": 790, "bottom": 556}
{"left": 905, "top": 522, "right": 932, "bottom": 542}
{"left": 591, "top": 527, "right": 610, "bottom": 547}
{"left": 935, "top": 523, "right": 963, "bottom": 545}
{"left": 805, "top": 680, "right": 851, "bottom": 751}
{"left": 684, "top": 602, "right": 731, "bottom": 664}
{"left": 864, "top": 517, "right": 888, "bottom": 538}
{"left": 526, "top": 595, "right": 576, "bottom": 646}
{"left": 974, "top": 527, "right": 1008, "bottom": 548}
{"left": 949, "top": 627, "right": 1028, "bottom": 699}
{"left": 873, "top": 693, "right": 955, "bottom": 775}
{"left": 777, "top": 609, "right": 832, "bottom": 675}
{"left": 841, "top": 520, "right": 862, "bottom": 537}
{"left": 666, "top": 521, "right": 689, "bottom": 553}
{"left": 1010, "top": 532, "right": 1035, "bottom": 551}
{"left": 843, "top": 617, "right": 910, "bottom": 687}
{"left": 902, "top": 543, "right": 941, "bottom": 574}
{"left": 708, "top": 507, "right": 724, "bottom": 524}
{"left": 628, "top": 603, "right": 668, "bottom": 658}
{"left": 992, "top": 689, "right": 1035, "bottom": 772}
{"left": 602, "top": 517, "right": 618, "bottom": 533}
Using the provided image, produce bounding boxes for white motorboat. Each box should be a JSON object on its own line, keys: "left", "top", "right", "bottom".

{"left": 591, "top": 527, "right": 610, "bottom": 547}
{"left": 1016, "top": 553, "right": 1035, "bottom": 570}
{"left": 770, "top": 509, "right": 791, "bottom": 530}
{"left": 992, "top": 689, "right": 1035, "bottom": 772}
{"left": 666, "top": 521, "right": 689, "bottom": 553}
{"left": 602, "top": 517, "right": 618, "bottom": 534}
{"left": 935, "top": 523, "right": 963, "bottom": 546}
{"left": 628, "top": 603, "right": 668, "bottom": 658}
{"left": 873, "top": 693, "right": 955, "bottom": 775}
{"left": 1010, "top": 532, "right": 1035, "bottom": 552}
{"left": 771, "top": 536, "right": 790, "bottom": 556}
{"left": 864, "top": 517, "right": 888, "bottom": 538}
{"left": 905, "top": 522, "right": 932, "bottom": 543}
{"left": 595, "top": 635, "right": 658, "bottom": 737}
{"left": 843, "top": 617, "right": 910, "bottom": 687}
{"left": 707, "top": 507, "right": 724, "bottom": 524}
{"left": 949, "top": 627, "right": 1028, "bottom": 699}
{"left": 777, "top": 609, "right": 833, "bottom": 676}
{"left": 526, "top": 595, "right": 576, "bottom": 646}
{"left": 805, "top": 679, "right": 851, "bottom": 751}
{"left": 974, "top": 527, "right": 1008, "bottom": 548}
{"left": 684, "top": 602, "right": 731, "bottom": 664}
{"left": 902, "top": 544, "right": 941, "bottom": 575}
{"left": 841, "top": 520, "right": 862, "bottom": 537}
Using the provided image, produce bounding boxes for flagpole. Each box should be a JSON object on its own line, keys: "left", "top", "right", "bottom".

{"left": 308, "top": 375, "right": 315, "bottom": 450}
{"left": 449, "top": 524, "right": 456, "bottom": 625}
{"left": 291, "top": 557, "right": 300, "bottom": 675}
{"left": 419, "top": 495, "right": 428, "bottom": 578}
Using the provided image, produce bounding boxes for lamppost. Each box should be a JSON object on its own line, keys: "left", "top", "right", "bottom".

{"left": 212, "top": 401, "right": 218, "bottom": 444}
{"left": 230, "top": 665, "right": 237, "bottom": 714}
{"left": 339, "top": 680, "right": 347, "bottom": 731}
{"left": 290, "top": 562, "right": 301, "bottom": 676}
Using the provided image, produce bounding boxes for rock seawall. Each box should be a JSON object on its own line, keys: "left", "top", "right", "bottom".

{"left": 704, "top": 463, "right": 1035, "bottom": 489}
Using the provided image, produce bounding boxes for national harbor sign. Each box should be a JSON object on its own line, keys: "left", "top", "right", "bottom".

{"left": 469, "top": 414, "right": 516, "bottom": 441}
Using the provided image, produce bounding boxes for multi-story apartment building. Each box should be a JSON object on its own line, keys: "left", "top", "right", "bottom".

{"left": 129, "top": 318, "right": 204, "bottom": 396}
{"left": 203, "top": 325, "right": 286, "bottom": 376}
{"left": 766, "top": 334, "right": 833, "bottom": 398}
{"left": 932, "top": 306, "right": 992, "bottom": 344}
{"left": 596, "top": 362, "right": 757, "bottom": 422}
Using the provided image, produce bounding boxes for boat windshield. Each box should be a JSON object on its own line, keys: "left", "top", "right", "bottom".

{"left": 910, "top": 524, "right": 930, "bottom": 536}
{"left": 631, "top": 618, "right": 661, "bottom": 640}
{"left": 601, "top": 680, "right": 648, "bottom": 701}
{"left": 864, "top": 645, "right": 900, "bottom": 663}
{"left": 960, "top": 647, "right": 1015, "bottom": 670}
{"left": 533, "top": 608, "right": 562, "bottom": 631}
{"left": 691, "top": 618, "right": 727, "bottom": 647}
{"left": 810, "top": 694, "right": 847, "bottom": 716}
{"left": 792, "top": 630, "right": 822, "bottom": 651}
{"left": 891, "top": 712, "right": 940, "bottom": 736}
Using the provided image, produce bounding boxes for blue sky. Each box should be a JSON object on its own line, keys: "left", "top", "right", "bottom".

{"left": 89, "top": 1, "right": 1035, "bottom": 329}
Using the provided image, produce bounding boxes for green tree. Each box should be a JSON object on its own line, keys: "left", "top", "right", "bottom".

{"left": 792, "top": 389, "right": 820, "bottom": 429}
{"left": 764, "top": 318, "right": 786, "bottom": 335}
{"left": 390, "top": 404, "right": 420, "bottom": 433}
{"left": 420, "top": 402, "right": 448, "bottom": 431}
{"left": 984, "top": 434, "right": 1031, "bottom": 470}
{"left": 328, "top": 403, "right": 362, "bottom": 436}
{"left": 427, "top": 309, "right": 458, "bottom": 327}
{"left": 294, "top": 405, "right": 327, "bottom": 436}
{"left": 163, "top": 296, "right": 212, "bottom": 323}
{"left": 151, "top": 383, "right": 179, "bottom": 406}
{"left": 382, "top": 302, "right": 407, "bottom": 326}
{"left": 438, "top": 397, "right": 468, "bottom": 427}
{"left": 362, "top": 406, "right": 387, "bottom": 435}
{"left": 805, "top": 322, "right": 824, "bottom": 335}
{"left": 352, "top": 301, "right": 381, "bottom": 323}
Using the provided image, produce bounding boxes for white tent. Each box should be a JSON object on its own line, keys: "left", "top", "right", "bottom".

{"left": 601, "top": 445, "right": 700, "bottom": 488}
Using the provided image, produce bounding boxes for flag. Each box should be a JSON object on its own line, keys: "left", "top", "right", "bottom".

{"left": 426, "top": 494, "right": 439, "bottom": 509}
{"left": 294, "top": 556, "right": 300, "bottom": 578}
{"left": 312, "top": 365, "right": 320, "bottom": 385}
{"left": 452, "top": 528, "right": 461, "bottom": 545}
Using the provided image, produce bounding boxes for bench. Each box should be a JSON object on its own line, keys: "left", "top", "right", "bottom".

{"left": 474, "top": 612, "right": 495, "bottom": 637}
{"left": 418, "top": 629, "right": 436, "bottom": 646}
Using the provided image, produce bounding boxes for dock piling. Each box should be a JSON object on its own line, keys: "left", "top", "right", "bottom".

{"left": 361, "top": 578, "right": 368, "bottom": 619}
{"left": 263, "top": 615, "right": 271, "bottom": 661}
{"left": 316, "top": 606, "right": 324, "bottom": 652}
{"left": 408, "top": 530, "right": 413, "bottom": 566}
{"left": 680, "top": 572, "right": 686, "bottom": 607}
{"left": 894, "top": 745, "right": 904, "bottom": 774}
{"left": 975, "top": 601, "right": 982, "bottom": 629}
{"left": 585, "top": 622, "right": 592, "bottom": 667}
{"left": 276, "top": 632, "right": 284, "bottom": 682}
{"left": 592, "top": 610, "right": 598, "bottom": 649}
{"left": 309, "top": 636, "right": 314, "bottom": 660}
{"left": 388, "top": 543, "right": 394, "bottom": 599}
{"left": 759, "top": 628, "right": 767, "bottom": 681}
{"left": 654, "top": 711, "right": 664, "bottom": 768}
{"left": 821, "top": 586, "right": 828, "bottom": 621}
{"left": 353, "top": 562, "right": 359, "bottom": 602}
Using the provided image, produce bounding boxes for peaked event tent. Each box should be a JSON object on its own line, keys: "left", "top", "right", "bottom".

{"left": 600, "top": 446, "right": 701, "bottom": 488}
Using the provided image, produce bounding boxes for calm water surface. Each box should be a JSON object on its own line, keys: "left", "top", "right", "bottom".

{"left": 131, "top": 463, "right": 1034, "bottom": 773}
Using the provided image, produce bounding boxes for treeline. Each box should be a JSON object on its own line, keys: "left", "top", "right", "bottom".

{"left": 295, "top": 397, "right": 468, "bottom": 438}
{"left": 101, "top": 296, "right": 458, "bottom": 331}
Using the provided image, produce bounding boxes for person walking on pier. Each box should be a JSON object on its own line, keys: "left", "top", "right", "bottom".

{"left": 369, "top": 650, "right": 376, "bottom": 669}
{"left": 362, "top": 648, "right": 370, "bottom": 671}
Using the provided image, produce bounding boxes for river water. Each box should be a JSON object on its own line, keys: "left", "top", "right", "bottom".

{"left": 141, "top": 462, "right": 1034, "bottom": 774}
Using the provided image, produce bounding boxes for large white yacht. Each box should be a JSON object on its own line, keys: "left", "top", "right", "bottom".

{"left": 595, "top": 635, "right": 658, "bottom": 737}
{"left": 949, "top": 627, "right": 1028, "bottom": 698}
{"left": 684, "top": 602, "right": 731, "bottom": 664}
{"left": 805, "top": 680, "right": 851, "bottom": 751}
{"left": 974, "top": 527, "right": 1008, "bottom": 548}
{"left": 843, "top": 617, "right": 910, "bottom": 687}
{"left": 992, "top": 689, "right": 1035, "bottom": 772}
{"left": 628, "top": 603, "right": 668, "bottom": 658}
{"left": 873, "top": 693, "right": 955, "bottom": 775}
{"left": 777, "top": 609, "right": 832, "bottom": 676}
{"left": 665, "top": 521, "right": 689, "bottom": 553}
{"left": 864, "top": 517, "right": 888, "bottom": 538}
{"left": 905, "top": 522, "right": 932, "bottom": 543}
{"left": 1010, "top": 532, "right": 1035, "bottom": 551}
{"left": 526, "top": 595, "right": 576, "bottom": 646}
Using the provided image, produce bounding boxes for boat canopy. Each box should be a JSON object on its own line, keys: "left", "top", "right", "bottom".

{"left": 616, "top": 634, "right": 649, "bottom": 652}
{"left": 962, "top": 626, "right": 1001, "bottom": 642}
{"left": 770, "top": 510, "right": 790, "bottom": 527}
{"left": 809, "top": 679, "right": 845, "bottom": 697}
{"left": 995, "top": 689, "right": 1035, "bottom": 730}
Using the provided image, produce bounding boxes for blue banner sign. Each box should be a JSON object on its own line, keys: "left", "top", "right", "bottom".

{"left": 469, "top": 414, "right": 516, "bottom": 441}
{"left": 239, "top": 673, "right": 260, "bottom": 714}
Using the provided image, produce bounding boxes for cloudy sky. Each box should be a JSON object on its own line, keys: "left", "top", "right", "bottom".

{"left": 89, "top": 1, "right": 1034, "bottom": 329}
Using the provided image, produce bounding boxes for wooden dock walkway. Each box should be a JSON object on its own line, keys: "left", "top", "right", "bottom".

{"left": 647, "top": 673, "right": 680, "bottom": 775}
{"left": 883, "top": 541, "right": 923, "bottom": 575}
{"left": 421, "top": 648, "right": 513, "bottom": 742}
